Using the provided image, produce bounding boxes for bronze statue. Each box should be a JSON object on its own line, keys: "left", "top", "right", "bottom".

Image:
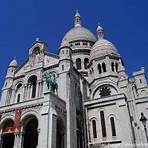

{"left": 43, "top": 72, "right": 58, "bottom": 93}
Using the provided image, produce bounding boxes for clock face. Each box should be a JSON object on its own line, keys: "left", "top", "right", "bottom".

{"left": 99, "top": 85, "right": 111, "bottom": 97}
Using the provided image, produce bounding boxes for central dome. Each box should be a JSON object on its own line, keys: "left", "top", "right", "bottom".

{"left": 61, "top": 10, "right": 96, "bottom": 44}
{"left": 62, "top": 26, "right": 96, "bottom": 43}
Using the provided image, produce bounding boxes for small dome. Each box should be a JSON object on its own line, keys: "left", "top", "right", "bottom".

{"left": 62, "top": 27, "right": 96, "bottom": 43}
{"left": 9, "top": 59, "right": 18, "bottom": 67}
{"left": 90, "top": 39, "right": 118, "bottom": 60}
{"left": 90, "top": 26, "right": 118, "bottom": 61}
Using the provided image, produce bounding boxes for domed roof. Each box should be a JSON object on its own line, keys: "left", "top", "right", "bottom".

{"left": 62, "top": 26, "right": 96, "bottom": 43}
{"left": 62, "top": 10, "right": 96, "bottom": 43}
{"left": 90, "top": 26, "right": 118, "bottom": 61}
{"left": 9, "top": 58, "right": 18, "bottom": 67}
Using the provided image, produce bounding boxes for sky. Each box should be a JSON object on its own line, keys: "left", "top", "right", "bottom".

{"left": 0, "top": 0, "right": 148, "bottom": 89}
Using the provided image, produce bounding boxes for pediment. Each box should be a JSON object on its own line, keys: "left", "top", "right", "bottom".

{"left": 14, "top": 52, "right": 59, "bottom": 77}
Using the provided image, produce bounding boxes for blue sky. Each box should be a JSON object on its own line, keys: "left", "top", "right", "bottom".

{"left": 0, "top": 0, "right": 148, "bottom": 89}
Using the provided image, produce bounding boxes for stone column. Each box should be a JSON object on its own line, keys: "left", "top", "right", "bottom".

{"left": 13, "top": 133, "right": 19, "bottom": 148}
{"left": 36, "top": 82, "right": 39, "bottom": 98}
{"left": 36, "top": 128, "right": 40, "bottom": 148}
{"left": 11, "top": 89, "right": 16, "bottom": 104}
{"left": 30, "top": 85, "right": 33, "bottom": 99}
{"left": 0, "top": 131, "right": 3, "bottom": 148}
{"left": 51, "top": 114, "right": 57, "bottom": 148}
{"left": 14, "top": 132, "right": 24, "bottom": 148}
{"left": 23, "top": 85, "right": 27, "bottom": 100}
{"left": 40, "top": 81, "right": 44, "bottom": 97}
{"left": 27, "top": 84, "right": 31, "bottom": 99}
{"left": 26, "top": 84, "right": 29, "bottom": 99}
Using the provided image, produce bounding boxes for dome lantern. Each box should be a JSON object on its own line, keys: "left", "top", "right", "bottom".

{"left": 74, "top": 10, "right": 81, "bottom": 27}
{"left": 96, "top": 24, "right": 104, "bottom": 39}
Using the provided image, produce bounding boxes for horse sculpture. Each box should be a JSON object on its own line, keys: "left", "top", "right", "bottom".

{"left": 43, "top": 72, "right": 58, "bottom": 93}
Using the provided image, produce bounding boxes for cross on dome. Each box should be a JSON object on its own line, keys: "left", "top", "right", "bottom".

{"left": 35, "top": 37, "right": 40, "bottom": 42}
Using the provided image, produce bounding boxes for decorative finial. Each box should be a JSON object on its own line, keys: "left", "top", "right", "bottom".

{"left": 36, "top": 37, "right": 40, "bottom": 42}
{"left": 74, "top": 10, "right": 81, "bottom": 27}
{"left": 96, "top": 23, "right": 104, "bottom": 39}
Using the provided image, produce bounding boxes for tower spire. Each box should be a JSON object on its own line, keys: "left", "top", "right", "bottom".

{"left": 96, "top": 23, "right": 104, "bottom": 39}
{"left": 74, "top": 10, "right": 81, "bottom": 27}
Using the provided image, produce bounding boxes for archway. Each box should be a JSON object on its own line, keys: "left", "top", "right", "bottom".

{"left": 1, "top": 119, "right": 14, "bottom": 148}
{"left": 56, "top": 118, "right": 65, "bottom": 148}
{"left": 2, "top": 134, "right": 14, "bottom": 148}
{"left": 23, "top": 116, "right": 38, "bottom": 148}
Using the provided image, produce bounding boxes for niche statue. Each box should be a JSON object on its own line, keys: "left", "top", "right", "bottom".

{"left": 43, "top": 72, "right": 58, "bottom": 93}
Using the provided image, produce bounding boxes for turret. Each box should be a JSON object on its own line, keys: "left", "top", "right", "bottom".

{"left": 6, "top": 58, "right": 17, "bottom": 78}
{"left": 132, "top": 67, "right": 148, "bottom": 96}
{"left": 1, "top": 58, "right": 18, "bottom": 106}
{"left": 59, "top": 39, "right": 72, "bottom": 72}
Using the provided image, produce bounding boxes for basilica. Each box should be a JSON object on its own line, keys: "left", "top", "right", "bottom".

{"left": 0, "top": 11, "right": 148, "bottom": 148}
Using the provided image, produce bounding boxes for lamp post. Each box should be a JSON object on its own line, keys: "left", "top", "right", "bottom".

{"left": 140, "top": 112, "right": 148, "bottom": 143}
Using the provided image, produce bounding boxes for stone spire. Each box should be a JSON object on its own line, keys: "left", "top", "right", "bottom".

{"left": 74, "top": 10, "right": 81, "bottom": 27}
{"left": 96, "top": 24, "right": 104, "bottom": 39}
{"left": 9, "top": 58, "right": 18, "bottom": 67}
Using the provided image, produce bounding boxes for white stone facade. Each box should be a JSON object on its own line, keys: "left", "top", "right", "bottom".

{"left": 0, "top": 11, "right": 148, "bottom": 148}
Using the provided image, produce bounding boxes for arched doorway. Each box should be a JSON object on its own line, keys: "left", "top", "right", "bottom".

{"left": 56, "top": 118, "right": 65, "bottom": 148}
{"left": 23, "top": 116, "right": 38, "bottom": 148}
{"left": 1, "top": 119, "right": 14, "bottom": 148}
{"left": 2, "top": 134, "right": 14, "bottom": 148}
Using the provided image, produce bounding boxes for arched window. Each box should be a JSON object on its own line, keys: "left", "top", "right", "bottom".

{"left": 62, "top": 65, "right": 64, "bottom": 71}
{"left": 98, "top": 64, "right": 102, "bottom": 74}
{"left": 102, "top": 63, "right": 106, "bottom": 72}
{"left": 16, "top": 83, "right": 22, "bottom": 103}
{"left": 92, "top": 120, "right": 97, "bottom": 138}
{"left": 100, "top": 111, "right": 106, "bottom": 137}
{"left": 90, "top": 70, "right": 92, "bottom": 75}
{"left": 33, "top": 47, "right": 40, "bottom": 55}
{"left": 76, "top": 58, "right": 81, "bottom": 70}
{"left": 115, "top": 63, "right": 118, "bottom": 72}
{"left": 5, "top": 82, "right": 7, "bottom": 87}
{"left": 121, "top": 59, "right": 124, "bottom": 66}
{"left": 84, "top": 58, "right": 89, "bottom": 69}
{"left": 111, "top": 62, "right": 114, "bottom": 72}
{"left": 92, "top": 68, "right": 94, "bottom": 73}
{"left": 17, "top": 83, "right": 22, "bottom": 90}
{"left": 28, "top": 75, "right": 37, "bottom": 98}
{"left": 110, "top": 117, "right": 116, "bottom": 136}
{"left": 17, "top": 94, "right": 20, "bottom": 103}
